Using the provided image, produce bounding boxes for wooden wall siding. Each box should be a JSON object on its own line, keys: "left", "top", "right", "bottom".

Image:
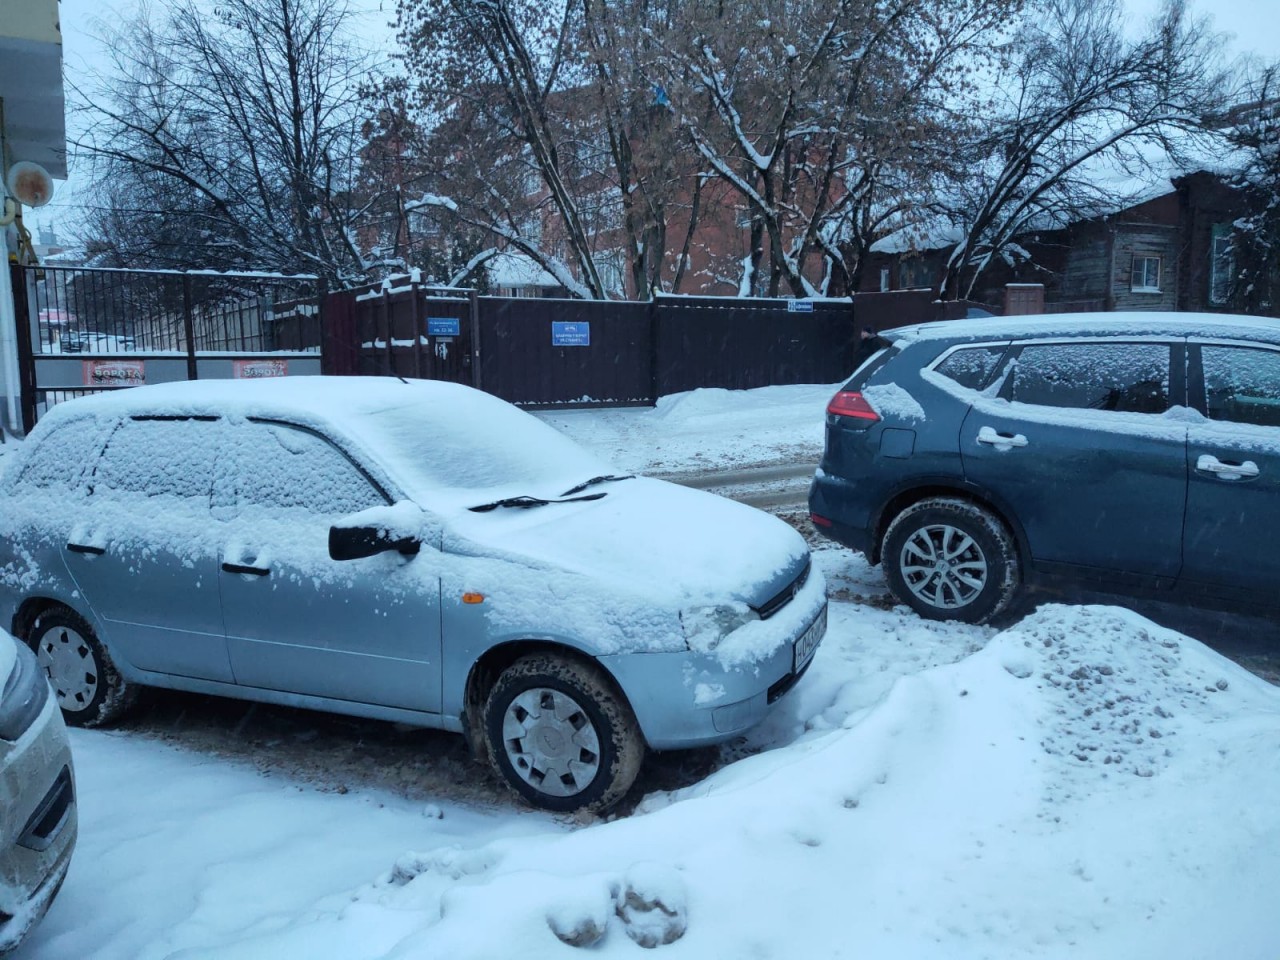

{"left": 1110, "top": 225, "right": 1180, "bottom": 312}
{"left": 1059, "top": 229, "right": 1111, "bottom": 301}
{"left": 1177, "top": 173, "right": 1247, "bottom": 313}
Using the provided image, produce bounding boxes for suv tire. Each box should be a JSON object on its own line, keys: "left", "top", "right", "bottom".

{"left": 882, "top": 497, "right": 1020, "bottom": 624}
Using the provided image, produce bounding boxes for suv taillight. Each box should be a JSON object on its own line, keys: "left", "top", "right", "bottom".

{"left": 826, "top": 391, "right": 880, "bottom": 421}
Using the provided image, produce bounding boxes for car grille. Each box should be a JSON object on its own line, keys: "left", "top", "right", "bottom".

{"left": 755, "top": 557, "right": 811, "bottom": 620}
{"left": 18, "top": 766, "right": 74, "bottom": 853}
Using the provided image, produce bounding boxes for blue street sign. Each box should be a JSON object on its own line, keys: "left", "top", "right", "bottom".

{"left": 552, "top": 321, "right": 591, "bottom": 347}
{"left": 787, "top": 300, "right": 814, "bottom": 313}
{"left": 427, "top": 317, "right": 461, "bottom": 337}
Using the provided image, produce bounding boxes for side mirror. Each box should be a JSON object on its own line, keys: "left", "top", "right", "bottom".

{"left": 329, "top": 501, "right": 431, "bottom": 561}
{"left": 328, "top": 524, "right": 420, "bottom": 561}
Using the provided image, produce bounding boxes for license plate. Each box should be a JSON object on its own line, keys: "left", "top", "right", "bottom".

{"left": 793, "top": 604, "right": 827, "bottom": 672}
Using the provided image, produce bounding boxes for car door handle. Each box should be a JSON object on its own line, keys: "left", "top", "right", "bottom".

{"left": 66, "top": 542, "right": 106, "bottom": 556}
{"left": 976, "top": 426, "right": 1029, "bottom": 449}
{"left": 222, "top": 562, "right": 271, "bottom": 577}
{"left": 1196, "top": 454, "right": 1260, "bottom": 480}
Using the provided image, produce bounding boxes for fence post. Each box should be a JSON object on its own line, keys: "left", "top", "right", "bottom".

{"left": 468, "top": 289, "right": 483, "bottom": 391}
{"left": 9, "top": 263, "right": 38, "bottom": 434}
{"left": 181, "top": 274, "right": 198, "bottom": 380}
{"left": 409, "top": 278, "right": 423, "bottom": 380}
{"left": 647, "top": 296, "right": 660, "bottom": 405}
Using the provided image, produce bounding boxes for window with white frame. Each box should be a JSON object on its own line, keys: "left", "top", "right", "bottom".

{"left": 1209, "top": 224, "right": 1233, "bottom": 305}
{"left": 879, "top": 267, "right": 890, "bottom": 292}
{"left": 1131, "top": 255, "right": 1161, "bottom": 293}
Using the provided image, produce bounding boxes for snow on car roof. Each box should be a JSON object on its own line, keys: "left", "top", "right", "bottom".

{"left": 890, "top": 311, "right": 1280, "bottom": 346}
{"left": 35, "top": 377, "right": 609, "bottom": 507}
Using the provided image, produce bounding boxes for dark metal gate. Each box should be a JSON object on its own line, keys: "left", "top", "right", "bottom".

{"left": 14, "top": 264, "right": 327, "bottom": 432}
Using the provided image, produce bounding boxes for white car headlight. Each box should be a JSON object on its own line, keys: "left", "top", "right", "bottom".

{"left": 681, "top": 603, "right": 760, "bottom": 651}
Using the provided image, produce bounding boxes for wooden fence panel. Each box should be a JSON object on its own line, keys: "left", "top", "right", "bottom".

{"left": 656, "top": 297, "right": 855, "bottom": 395}
{"left": 478, "top": 298, "right": 653, "bottom": 405}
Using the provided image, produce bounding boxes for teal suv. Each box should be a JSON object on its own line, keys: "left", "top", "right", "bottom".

{"left": 810, "top": 314, "right": 1280, "bottom": 623}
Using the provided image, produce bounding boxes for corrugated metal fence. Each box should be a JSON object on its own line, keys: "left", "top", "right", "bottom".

{"left": 327, "top": 283, "right": 860, "bottom": 407}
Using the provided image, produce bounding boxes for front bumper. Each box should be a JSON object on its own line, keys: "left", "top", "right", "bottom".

{"left": 0, "top": 697, "right": 77, "bottom": 952}
{"left": 601, "top": 579, "right": 828, "bottom": 751}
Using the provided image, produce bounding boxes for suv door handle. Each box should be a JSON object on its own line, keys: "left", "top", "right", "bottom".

{"left": 1196, "top": 454, "right": 1260, "bottom": 480}
{"left": 222, "top": 562, "right": 271, "bottom": 577}
{"left": 976, "top": 426, "right": 1029, "bottom": 449}
{"left": 66, "top": 542, "right": 106, "bottom": 556}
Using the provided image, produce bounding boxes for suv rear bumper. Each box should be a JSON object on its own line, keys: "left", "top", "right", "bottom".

{"left": 809, "top": 469, "right": 876, "bottom": 556}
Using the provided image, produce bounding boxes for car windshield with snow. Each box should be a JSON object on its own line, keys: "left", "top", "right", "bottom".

{"left": 0, "top": 377, "right": 826, "bottom": 812}
{"left": 810, "top": 313, "right": 1280, "bottom": 624}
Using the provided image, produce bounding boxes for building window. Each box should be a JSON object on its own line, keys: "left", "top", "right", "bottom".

{"left": 1209, "top": 224, "right": 1233, "bottom": 305}
{"left": 899, "top": 258, "right": 933, "bottom": 289}
{"left": 879, "top": 267, "right": 890, "bottom": 292}
{"left": 1131, "top": 255, "right": 1161, "bottom": 293}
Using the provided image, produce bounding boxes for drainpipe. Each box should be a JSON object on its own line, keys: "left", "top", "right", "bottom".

{"left": 0, "top": 215, "right": 22, "bottom": 435}
{"left": 0, "top": 99, "right": 23, "bottom": 435}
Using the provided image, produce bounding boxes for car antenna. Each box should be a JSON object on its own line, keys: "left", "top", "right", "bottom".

{"left": 398, "top": 376, "right": 409, "bottom": 384}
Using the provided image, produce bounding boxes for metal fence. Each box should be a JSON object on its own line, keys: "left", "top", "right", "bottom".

{"left": 329, "top": 281, "right": 860, "bottom": 406}
{"left": 28, "top": 266, "right": 324, "bottom": 357}
{"left": 15, "top": 265, "right": 326, "bottom": 431}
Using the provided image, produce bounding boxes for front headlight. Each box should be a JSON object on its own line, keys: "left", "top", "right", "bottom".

{"left": 681, "top": 603, "right": 760, "bottom": 652}
{"left": 0, "top": 638, "right": 51, "bottom": 742}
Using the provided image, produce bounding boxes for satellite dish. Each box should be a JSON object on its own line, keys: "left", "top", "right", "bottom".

{"left": 5, "top": 162, "right": 55, "bottom": 208}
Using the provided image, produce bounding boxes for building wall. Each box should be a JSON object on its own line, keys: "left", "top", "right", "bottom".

{"left": 1109, "top": 224, "right": 1180, "bottom": 312}
{"left": 1176, "top": 171, "right": 1248, "bottom": 314}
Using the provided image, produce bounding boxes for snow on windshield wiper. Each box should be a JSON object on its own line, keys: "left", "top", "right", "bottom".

{"left": 468, "top": 492, "right": 607, "bottom": 513}
{"left": 560, "top": 474, "right": 635, "bottom": 496}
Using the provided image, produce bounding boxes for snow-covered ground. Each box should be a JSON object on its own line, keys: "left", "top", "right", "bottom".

{"left": 9, "top": 382, "right": 1280, "bottom": 959}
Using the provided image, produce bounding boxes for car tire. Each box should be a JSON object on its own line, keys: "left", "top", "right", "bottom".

{"left": 27, "top": 607, "right": 138, "bottom": 728}
{"left": 882, "top": 497, "right": 1020, "bottom": 625}
{"left": 484, "top": 654, "right": 645, "bottom": 813}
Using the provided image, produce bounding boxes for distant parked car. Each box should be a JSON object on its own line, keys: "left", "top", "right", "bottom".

{"left": 0, "top": 629, "right": 76, "bottom": 953}
{"left": 58, "top": 332, "right": 89, "bottom": 354}
{"left": 0, "top": 378, "right": 825, "bottom": 812}
{"left": 810, "top": 313, "right": 1280, "bottom": 623}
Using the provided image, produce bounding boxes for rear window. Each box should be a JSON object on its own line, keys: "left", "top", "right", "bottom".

{"left": 12, "top": 417, "right": 112, "bottom": 493}
{"left": 844, "top": 344, "right": 898, "bottom": 390}
{"left": 1006, "top": 342, "right": 1171, "bottom": 414}
{"left": 92, "top": 418, "right": 222, "bottom": 500}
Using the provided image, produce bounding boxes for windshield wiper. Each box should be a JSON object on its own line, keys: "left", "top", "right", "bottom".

{"left": 560, "top": 474, "right": 635, "bottom": 496}
{"left": 468, "top": 492, "right": 607, "bottom": 513}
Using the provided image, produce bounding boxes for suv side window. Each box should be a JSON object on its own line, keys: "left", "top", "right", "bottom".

{"left": 93, "top": 417, "right": 221, "bottom": 500}
{"left": 221, "top": 421, "right": 387, "bottom": 517}
{"left": 12, "top": 416, "right": 112, "bottom": 493}
{"left": 1202, "top": 345, "right": 1280, "bottom": 428}
{"left": 1008, "top": 342, "right": 1170, "bottom": 414}
{"left": 933, "top": 345, "right": 1008, "bottom": 390}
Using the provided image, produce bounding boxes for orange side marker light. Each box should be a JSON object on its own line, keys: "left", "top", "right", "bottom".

{"left": 462, "top": 592, "right": 485, "bottom": 605}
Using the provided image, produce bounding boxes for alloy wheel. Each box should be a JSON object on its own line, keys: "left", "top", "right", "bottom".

{"left": 899, "top": 523, "right": 989, "bottom": 610}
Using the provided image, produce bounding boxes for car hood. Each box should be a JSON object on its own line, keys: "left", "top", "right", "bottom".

{"left": 442, "top": 477, "right": 810, "bottom": 611}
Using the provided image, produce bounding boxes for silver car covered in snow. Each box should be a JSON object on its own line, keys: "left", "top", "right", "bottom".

{"left": 0, "top": 378, "right": 825, "bottom": 811}
{"left": 0, "top": 629, "right": 76, "bottom": 952}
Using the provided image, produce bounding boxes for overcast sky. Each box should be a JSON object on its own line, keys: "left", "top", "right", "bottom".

{"left": 29, "top": 0, "right": 1280, "bottom": 239}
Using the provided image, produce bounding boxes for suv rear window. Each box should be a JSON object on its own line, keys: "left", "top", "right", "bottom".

{"left": 1007, "top": 342, "right": 1171, "bottom": 414}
